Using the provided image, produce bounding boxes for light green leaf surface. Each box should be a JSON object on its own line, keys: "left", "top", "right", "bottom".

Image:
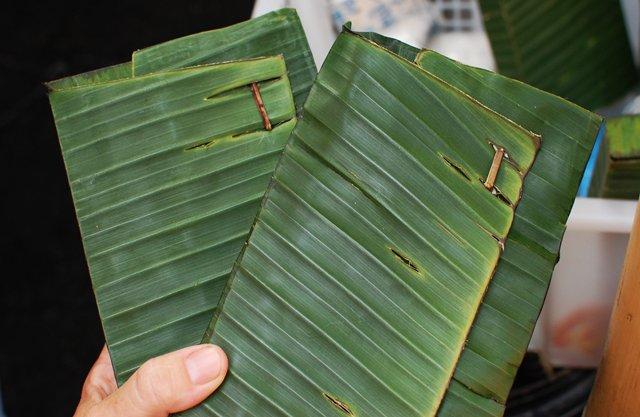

{"left": 49, "top": 57, "right": 296, "bottom": 384}
{"left": 478, "top": 0, "right": 638, "bottom": 110}
{"left": 189, "top": 30, "right": 556, "bottom": 417}
{"left": 589, "top": 115, "right": 640, "bottom": 199}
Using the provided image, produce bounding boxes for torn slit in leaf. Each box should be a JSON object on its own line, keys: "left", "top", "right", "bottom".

{"left": 441, "top": 154, "right": 472, "bottom": 182}
{"left": 184, "top": 117, "right": 297, "bottom": 151}
{"left": 390, "top": 247, "right": 420, "bottom": 273}
{"left": 184, "top": 118, "right": 296, "bottom": 152}
{"left": 490, "top": 233, "right": 506, "bottom": 251}
{"left": 204, "top": 75, "right": 283, "bottom": 101}
{"left": 323, "top": 393, "right": 354, "bottom": 416}
{"left": 185, "top": 140, "right": 218, "bottom": 151}
{"left": 491, "top": 185, "right": 513, "bottom": 207}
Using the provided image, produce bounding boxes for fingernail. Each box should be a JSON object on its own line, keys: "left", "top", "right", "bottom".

{"left": 185, "top": 345, "right": 225, "bottom": 385}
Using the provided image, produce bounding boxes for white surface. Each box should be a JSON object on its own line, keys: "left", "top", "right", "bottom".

{"left": 531, "top": 231, "right": 629, "bottom": 367}
{"left": 252, "top": 0, "right": 286, "bottom": 17}
{"left": 253, "top": 0, "right": 495, "bottom": 68}
{"left": 529, "top": 198, "right": 637, "bottom": 367}
{"left": 328, "top": 0, "right": 436, "bottom": 48}
{"left": 427, "top": 31, "right": 496, "bottom": 71}
{"left": 567, "top": 197, "right": 637, "bottom": 233}
{"left": 530, "top": 198, "right": 636, "bottom": 367}
{"left": 289, "top": 0, "right": 335, "bottom": 68}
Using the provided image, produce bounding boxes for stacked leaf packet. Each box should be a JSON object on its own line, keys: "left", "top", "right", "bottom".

{"left": 589, "top": 115, "right": 640, "bottom": 199}
{"left": 479, "top": 0, "right": 638, "bottom": 110}
{"left": 48, "top": 10, "right": 604, "bottom": 417}
{"left": 188, "top": 30, "right": 602, "bottom": 417}
{"left": 47, "top": 9, "right": 316, "bottom": 384}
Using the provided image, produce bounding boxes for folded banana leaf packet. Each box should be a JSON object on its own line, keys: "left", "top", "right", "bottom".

{"left": 191, "top": 29, "right": 602, "bottom": 417}
{"left": 47, "top": 9, "right": 316, "bottom": 385}
{"left": 589, "top": 115, "right": 640, "bottom": 200}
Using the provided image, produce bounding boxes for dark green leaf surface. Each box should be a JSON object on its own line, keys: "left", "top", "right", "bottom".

{"left": 191, "top": 31, "right": 546, "bottom": 417}
{"left": 48, "top": 8, "right": 316, "bottom": 385}
{"left": 589, "top": 115, "right": 640, "bottom": 199}
{"left": 49, "top": 57, "right": 296, "bottom": 384}
{"left": 416, "top": 50, "right": 601, "bottom": 415}
{"left": 479, "top": 0, "right": 638, "bottom": 110}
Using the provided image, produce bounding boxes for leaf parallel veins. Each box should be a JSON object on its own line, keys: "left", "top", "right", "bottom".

{"left": 48, "top": 55, "right": 299, "bottom": 386}
{"left": 46, "top": 9, "right": 604, "bottom": 417}
{"left": 195, "top": 30, "right": 540, "bottom": 417}
{"left": 479, "top": 0, "right": 637, "bottom": 109}
{"left": 48, "top": 8, "right": 318, "bottom": 390}
{"left": 413, "top": 43, "right": 601, "bottom": 415}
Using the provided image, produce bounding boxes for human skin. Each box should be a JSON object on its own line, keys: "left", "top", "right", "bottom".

{"left": 74, "top": 345, "right": 228, "bottom": 417}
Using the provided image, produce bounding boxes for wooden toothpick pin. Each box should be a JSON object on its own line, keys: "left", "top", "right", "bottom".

{"left": 250, "top": 82, "right": 272, "bottom": 131}
{"left": 484, "top": 147, "right": 505, "bottom": 190}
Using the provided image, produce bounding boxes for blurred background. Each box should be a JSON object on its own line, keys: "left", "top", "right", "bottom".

{"left": 2, "top": 1, "right": 639, "bottom": 416}
{"left": 0, "top": 2, "right": 254, "bottom": 416}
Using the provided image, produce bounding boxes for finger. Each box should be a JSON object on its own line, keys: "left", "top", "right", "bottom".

{"left": 75, "top": 345, "right": 118, "bottom": 415}
{"left": 97, "top": 344, "right": 227, "bottom": 417}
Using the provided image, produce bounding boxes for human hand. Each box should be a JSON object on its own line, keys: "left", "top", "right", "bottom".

{"left": 74, "top": 344, "right": 228, "bottom": 417}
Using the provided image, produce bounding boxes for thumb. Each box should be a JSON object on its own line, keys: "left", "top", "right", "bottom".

{"left": 99, "top": 344, "right": 227, "bottom": 417}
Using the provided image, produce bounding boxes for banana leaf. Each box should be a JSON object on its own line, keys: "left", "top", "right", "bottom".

{"left": 48, "top": 8, "right": 316, "bottom": 115}
{"left": 478, "top": 0, "right": 638, "bottom": 110}
{"left": 190, "top": 30, "right": 599, "bottom": 417}
{"left": 47, "top": 61, "right": 133, "bottom": 90}
{"left": 360, "top": 32, "right": 602, "bottom": 410}
{"left": 416, "top": 50, "right": 601, "bottom": 415}
{"left": 130, "top": 8, "right": 316, "bottom": 115}
{"left": 48, "top": 9, "right": 316, "bottom": 385}
{"left": 49, "top": 57, "right": 296, "bottom": 384}
{"left": 589, "top": 115, "right": 640, "bottom": 200}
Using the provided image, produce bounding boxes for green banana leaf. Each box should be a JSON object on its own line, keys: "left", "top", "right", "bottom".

{"left": 590, "top": 115, "right": 640, "bottom": 199}
{"left": 416, "top": 50, "right": 601, "bottom": 415}
{"left": 365, "top": 31, "right": 602, "bottom": 410}
{"left": 130, "top": 8, "right": 316, "bottom": 115}
{"left": 191, "top": 30, "right": 599, "bottom": 417}
{"left": 48, "top": 9, "right": 316, "bottom": 386}
{"left": 361, "top": 38, "right": 600, "bottom": 412}
{"left": 47, "top": 61, "right": 133, "bottom": 91}
{"left": 478, "top": 0, "right": 638, "bottom": 110}
{"left": 49, "top": 57, "right": 296, "bottom": 385}
{"left": 48, "top": 9, "right": 316, "bottom": 115}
